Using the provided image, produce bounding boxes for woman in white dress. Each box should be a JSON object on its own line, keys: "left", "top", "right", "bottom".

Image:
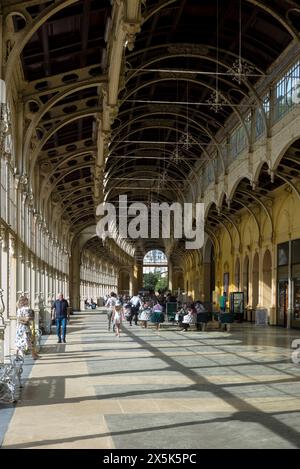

{"left": 180, "top": 308, "right": 195, "bottom": 332}
{"left": 15, "top": 296, "right": 39, "bottom": 360}
{"left": 139, "top": 302, "right": 152, "bottom": 328}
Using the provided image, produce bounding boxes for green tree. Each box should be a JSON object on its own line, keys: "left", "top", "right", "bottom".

{"left": 143, "top": 272, "right": 168, "bottom": 292}
{"left": 155, "top": 275, "right": 168, "bottom": 292}
{"left": 143, "top": 272, "right": 159, "bottom": 291}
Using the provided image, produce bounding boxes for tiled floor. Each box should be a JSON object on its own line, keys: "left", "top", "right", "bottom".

{"left": 1, "top": 310, "right": 300, "bottom": 448}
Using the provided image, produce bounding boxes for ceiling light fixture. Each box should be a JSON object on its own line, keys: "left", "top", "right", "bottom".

{"left": 207, "top": 0, "right": 225, "bottom": 113}
{"left": 227, "top": 0, "right": 254, "bottom": 84}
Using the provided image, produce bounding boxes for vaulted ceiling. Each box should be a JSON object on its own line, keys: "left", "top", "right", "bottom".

{"left": 105, "top": 0, "right": 296, "bottom": 207}
{"left": 4, "top": 0, "right": 300, "bottom": 255}
{"left": 11, "top": 0, "right": 111, "bottom": 233}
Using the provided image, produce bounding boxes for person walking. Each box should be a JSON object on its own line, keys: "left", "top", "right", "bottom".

{"left": 219, "top": 292, "right": 227, "bottom": 312}
{"left": 16, "top": 296, "right": 39, "bottom": 360}
{"left": 112, "top": 301, "right": 124, "bottom": 337}
{"left": 150, "top": 302, "right": 164, "bottom": 331}
{"left": 139, "top": 301, "right": 152, "bottom": 328}
{"left": 124, "top": 301, "right": 132, "bottom": 325}
{"left": 105, "top": 292, "right": 117, "bottom": 331}
{"left": 130, "top": 294, "right": 141, "bottom": 325}
{"left": 52, "top": 293, "right": 69, "bottom": 343}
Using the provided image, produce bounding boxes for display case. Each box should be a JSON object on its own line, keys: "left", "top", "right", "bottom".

{"left": 293, "top": 279, "right": 300, "bottom": 321}
{"left": 229, "top": 292, "right": 244, "bottom": 321}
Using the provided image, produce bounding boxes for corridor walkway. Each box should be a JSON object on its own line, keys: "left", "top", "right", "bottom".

{"left": 1, "top": 310, "right": 300, "bottom": 449}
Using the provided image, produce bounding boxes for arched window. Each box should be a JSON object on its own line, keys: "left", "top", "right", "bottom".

{"left": 143, "top": 250, "right": 168, "bottom": 291}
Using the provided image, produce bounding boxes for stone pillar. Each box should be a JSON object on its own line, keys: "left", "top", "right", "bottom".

{"left": 30, "top": 257, "right": 36, "bottom": 311}
{"left": 25, "top": 256, "right": 31, "bottom": 301}
{"left": 203, "top": 262, "right": 211, "bottom": 302}
{"left": 0, "top": 228, "right": 9, "bottom": 358}
{"left": 247, "top": 254, "right": 253, "bottom": 309}
{"left": 0, "top": 226, "right": 8, "bottom": 316}
{"left": 49, "top": 266, "right": 53, "bottom": 302}
{"left": 287, "top": 239, "right": 292, "bottom": 329}
{"left": 38, "top": 292, "right": 49, "bottom": 334}
{"left": 35, "top": 261, "right": 41, "bottom": 308}
{"left": 129, "top": 268, "right": 134, "bottom": 296}
{"left": 33, "top": 293, "right": 42, "bottom": 332}
{"left": 0, "top": 289, "right": 6, "bottom": 363}
{"left": 17, "top": 246, "right": 24, "bottom": 299}
{"left": 168, "top": 261, "right": 173, "bottom": 292}
{"left": 8, "top": 234, "right": 17, "bottom": 354}
{"left": 270, "top": 246, "right": 277, "bottom": 326}
{"left": 257, "top": 248, "right": 263, "bottom": 306}
{"left": 135, "top": 262, "right": 143, "bottom": 294}
{"left": 70, "top": 238, "right": 81, "bottom": 310}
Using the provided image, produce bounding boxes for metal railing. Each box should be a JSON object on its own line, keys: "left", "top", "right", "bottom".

{"left": 0, "top": 355, "right": 24, "bottom": 404}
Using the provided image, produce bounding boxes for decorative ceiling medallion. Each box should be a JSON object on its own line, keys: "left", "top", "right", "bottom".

{"left": 207, "top": 90, "right": 226, "bottom": 113}
{"left": 227, "top": 59, "right": 255, "bottom": 85}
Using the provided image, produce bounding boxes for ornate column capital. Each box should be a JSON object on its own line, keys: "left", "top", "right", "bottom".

{"left": 42, "top": 223, "right": 49, "bottom": 236}
{"left": 0, "top": 226, "right": 8, "bottom": 251}
{"left": 15, "top": 173, "right": 28, "bottom": 191}
{"left": 9, "top": 234, "right": 17, "bottom": 257}
{"left": 122, "top": 21, "right": 141, "bottom": 52}
{"left": 33, "top": 210, "right": 41, "bottom": 224}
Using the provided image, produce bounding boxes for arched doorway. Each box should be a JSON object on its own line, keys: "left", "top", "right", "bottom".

{"left": 263, "top": 250, "right": 272, "bottom": 311}
{"left": 143, "top": 250, "right": 168, "bottom": 293}
{"left": 243, "top": 255, "right": 250, "bottom": 305}
{"left": 252, "top": 253, "right": 259, "bottom": 309}
{"left": 118, "top": 269, "right": 130, "bottom": 296}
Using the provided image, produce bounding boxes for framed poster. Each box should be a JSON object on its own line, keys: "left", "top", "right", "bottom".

{"left": 230, "top": 292, "right": 244, "bottom": 316}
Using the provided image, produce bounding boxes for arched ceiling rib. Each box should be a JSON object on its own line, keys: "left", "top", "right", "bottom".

{"left": 7, "top": 0, "right": 298, "bottom": 254}
{"left": 206, "top": 140, "right": 300, "bottom": 240}
{"left": 9, "top": 0, "right": 112, "bottom": 233}
{"left": 105, "top": 0, "right": 295, "bottom": 221}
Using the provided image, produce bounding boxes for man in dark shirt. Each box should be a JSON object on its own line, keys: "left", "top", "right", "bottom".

{"left": 52, "top": 293, "right": 69, "bottom": 343}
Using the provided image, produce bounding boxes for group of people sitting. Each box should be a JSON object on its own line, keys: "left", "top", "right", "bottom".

{"left": 174, "top": 301, "right": 207, "bottom": 331}
{"left": 84, "top": 298, "right": 97, "bottom": 309}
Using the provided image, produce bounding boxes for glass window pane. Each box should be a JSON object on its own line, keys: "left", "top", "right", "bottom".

{"left": 292, "top": 239, "right": 300, "bottom": 264}
{"left": 294, "top": 279, "right": 300, "bottom": 320}
{"left": 278, "top": 243, "right": 289, "bottom": 266}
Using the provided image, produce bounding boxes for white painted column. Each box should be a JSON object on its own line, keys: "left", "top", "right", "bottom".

{"left": 8, "top": 234, "right": 17, "bottom": 354}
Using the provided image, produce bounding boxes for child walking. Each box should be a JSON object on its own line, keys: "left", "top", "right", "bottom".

{"left": 112, "top": 301, "right": 125, "bottom": 337}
